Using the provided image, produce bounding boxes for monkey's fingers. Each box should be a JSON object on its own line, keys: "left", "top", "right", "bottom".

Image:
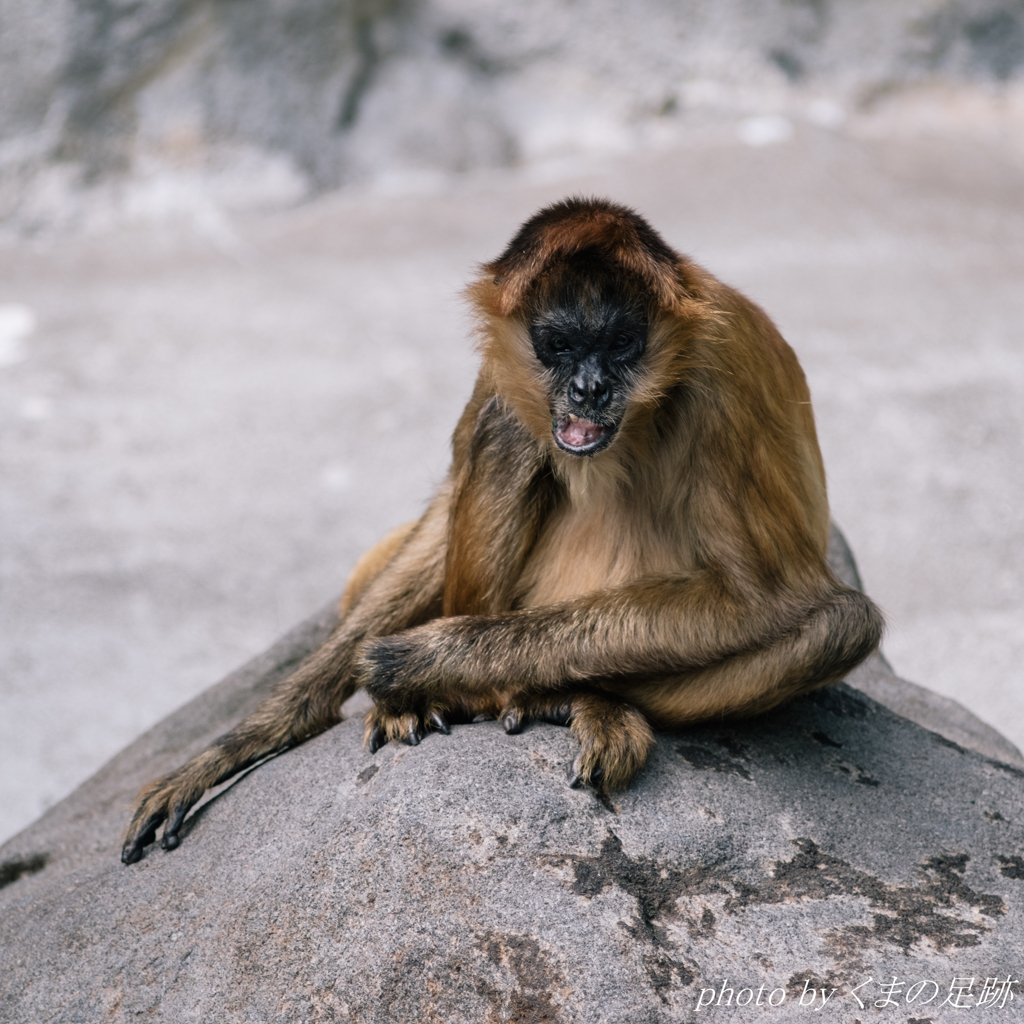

{"left": 363, "top": 704, "right": 452, "bottom": 753}
{"left": 500, "top": 698, "right": 573, "bottom": 735}
{"left": 121, "top": 809, "right": 166, "bottom": 864}
{"left": 568, "top": 760, "right": 605, "bottom": 790}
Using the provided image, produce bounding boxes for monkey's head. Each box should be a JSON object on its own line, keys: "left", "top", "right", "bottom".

{"left": 477, "top": 197, "right": 694, "bottom": 458}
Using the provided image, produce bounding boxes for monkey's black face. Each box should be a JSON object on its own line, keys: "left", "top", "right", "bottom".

{"left": 530, "top": 295, "right": 648, "bottom": 456}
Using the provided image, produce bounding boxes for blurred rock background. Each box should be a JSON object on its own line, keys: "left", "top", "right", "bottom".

{"left": 1, "top": 0, "right": 1023, "bottom": 843}
{"left": 4, "top": 0, "right": 1024, "bottom": 230}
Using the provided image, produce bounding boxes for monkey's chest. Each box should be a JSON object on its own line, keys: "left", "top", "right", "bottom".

{"left": 514, "top": 504, "right": 690, "bottom": 607}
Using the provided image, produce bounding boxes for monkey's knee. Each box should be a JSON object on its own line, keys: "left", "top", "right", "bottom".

{"left": 803, "top": 588, "right": 885, "bottom": 691}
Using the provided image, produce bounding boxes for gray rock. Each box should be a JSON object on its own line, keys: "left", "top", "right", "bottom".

{"left": 2, "top": 529, "right": 1024, "bottom": 1021}
{"left": 828, "top": 525, "right": 1024, "bottom": 769}
{"left": 4, "top": 0, "right": 1024, "bottom": 227}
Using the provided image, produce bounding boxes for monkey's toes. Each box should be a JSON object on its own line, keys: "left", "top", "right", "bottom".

{"left": 502, "top": 706, "right": 524, "bottom": 734}
{"left": 367, "top": 722, "right": 387, "bottom": 754}
{"left": 500, "top": 699, "right": 573, "bottom": 736}
{"left": 568, "top": 755, "right": 606, "bottom": 791}
{"left": 121, "top": 811, "right": 165, "bottom": 864}
{"left": 402, "top": 716, "right": 423, "bottom": 746}
{"left": 159, "top": 800, "right": 192, "bottom": 851}
{"left": 122, "top": 778, "right": 205, "bottom": 863}
{"left": 363, "top": 705, "right": 452, "bottom": 753}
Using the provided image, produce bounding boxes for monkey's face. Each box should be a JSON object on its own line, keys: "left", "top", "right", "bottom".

{"left": 529, "top": 294, "right": 648, "bottom": 457}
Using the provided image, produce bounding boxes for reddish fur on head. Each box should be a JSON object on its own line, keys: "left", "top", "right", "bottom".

{"left": 482, "top": 197, "right": 688, "bottom": 317}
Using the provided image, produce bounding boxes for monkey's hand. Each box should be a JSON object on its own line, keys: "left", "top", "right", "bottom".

{"left": 359, "top": 629, "right": 654, "bottom": 791}
{"left": 362, "top": 701, "right": 454, "bottom": 752}
{"left": 359, "top": 631, "right": 459, "bottom": 752}
{"left": 356, "top": 616, "right": 512, "bottom": 706}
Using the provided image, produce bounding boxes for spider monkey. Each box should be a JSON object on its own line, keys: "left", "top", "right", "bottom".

{"left": 122, "top": 197, "right": 883, "bottom": 864}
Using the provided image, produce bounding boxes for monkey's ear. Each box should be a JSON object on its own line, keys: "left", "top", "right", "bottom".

{"left": 483, "top": 198, "right": 687, "bottom": 317}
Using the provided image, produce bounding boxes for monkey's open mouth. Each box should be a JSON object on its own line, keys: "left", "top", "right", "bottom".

{"left": 554, "top": 414, "right": 613, "bottom": 455}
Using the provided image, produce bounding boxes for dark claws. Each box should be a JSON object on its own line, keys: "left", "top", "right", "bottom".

{"left": 472, "top": 713, "right": 494, "bottom": 723}
{"left": 121, "top": 842, "right": 144, "bottom": 865}
{"left": 121, "top": 844, "right": 143, "bottom": 865}
{"left": 428, "top": 710, "right": 450, "bottom": 734}
{"left": 503, "top": 709, "right": 523, "bottom": 734}
{"left": 368, "top": 724, "right": 387, "bottom": 754}
{"left": 567, "top": 763, "right": 604, "bottom": 790}
{"left": 160, "top": 802, "right": 190, "bottom": 850}
{"left": 121, "top": 812, "right": 164, "bottom": 864}
{"left": 403, "top": 723, "right": 422, "bottom": 746}
{"left": 543, "top": 703, "right": 573, "bottom": 727}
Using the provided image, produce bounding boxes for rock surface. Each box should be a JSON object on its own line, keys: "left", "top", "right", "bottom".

{"left": 2, "top": 533, "right": 1023, "bottom": 1022}
{"left": 3, "top": 0, "right": 1024, "bottom": 227}
{"left": 826, "top": 527, "right": 1024, "bottom": 768}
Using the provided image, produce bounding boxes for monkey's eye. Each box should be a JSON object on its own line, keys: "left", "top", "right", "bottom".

{"left": 541, "top": 336, "right": 573, "bottom": 360}
{"left": 609, "top": 334, "right": 641, "bottom": 358}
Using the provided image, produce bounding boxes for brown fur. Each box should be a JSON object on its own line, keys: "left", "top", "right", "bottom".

{"left": 122, "top": 197, "right": 882, "bottom": 864}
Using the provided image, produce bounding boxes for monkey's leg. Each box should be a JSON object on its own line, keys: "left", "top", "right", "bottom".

{"left": 122, "top": 632, "right": 366, "bottom": 863}
{"left": 122, "top": 496, "right": 450, "bottom": 864}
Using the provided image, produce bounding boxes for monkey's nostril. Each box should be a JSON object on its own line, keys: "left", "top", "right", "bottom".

{"left": 571, "top": 373, "right": 609, "bottom": 407}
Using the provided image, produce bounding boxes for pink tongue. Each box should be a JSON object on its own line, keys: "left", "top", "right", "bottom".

{"left": 558, "top": 417, "right": 605, "bottom": 447}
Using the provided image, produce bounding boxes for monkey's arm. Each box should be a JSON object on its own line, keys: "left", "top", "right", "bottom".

{"left": 121, "top": 490, "right": 450, "bottom": 864}
{"left": 359, "top": 570, "right": 882, "bottom": 784}
{"left": 365, "top": 569, "right": 878, "bottom": 691}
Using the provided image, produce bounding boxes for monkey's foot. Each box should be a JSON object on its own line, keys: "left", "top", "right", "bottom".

{"left": 121, "top": 735, "right": 276, "bottom": 864}
{"left": 121, "top": 769, "right": 205, "bottom": 864}
{"left": 566, "top": 694, "right": 654, "bottom": 792}
{"left": 363, "top": 703, "right": 452, "bottom": 753}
